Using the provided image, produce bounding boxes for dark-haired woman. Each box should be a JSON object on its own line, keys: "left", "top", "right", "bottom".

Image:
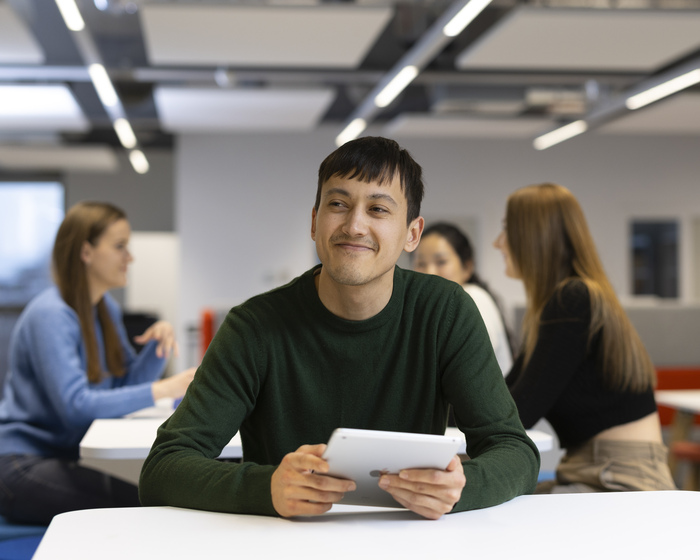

{"left": 414, "top": 222, "right": 513, "bottom": 375}
{"left": 495, "top": 183, "right": 675, "bottom": 493}
{"left": 0, "top": 201, "right": 195, "bottom": 524}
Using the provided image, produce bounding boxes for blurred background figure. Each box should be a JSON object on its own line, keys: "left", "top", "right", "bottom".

{"left": 0, "top": 201, "right": 195, "bottom": 525}
{"left": 413, "top": 222, "right": 513, "bottom": 375}
{"left": 495, "top": 183, "right": 675, "bottom": 493}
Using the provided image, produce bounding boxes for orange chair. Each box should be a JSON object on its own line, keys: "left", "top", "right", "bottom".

{"left": 670, "top": 441, "right": 700, "bottom": 491}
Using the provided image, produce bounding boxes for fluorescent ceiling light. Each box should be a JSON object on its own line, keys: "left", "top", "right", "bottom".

{"left": 154, "top": 87, "right": 334, "bottom": 132}
{"left": 443, "top": 0, "right": 493, "bottom": 37}
{"left": 129, "top": 150, "right": 149, "bottom": 174}
{"left": 88, "top": 63, "right": 118, "bottom": 107}
{"left": 375, "top": 66, "right": 419, "bottom": 108}
{"left": 0, "top": 84, "right": 88, "bottom": 131}
{"left": 0, "top": 3, "right": 45, "bottom": 64}
{"left": 335, "top": 118, "right": 367, "bottom": 147}
{"left": 533, "top": 120, "right": 588, "bottom": 150}
{"left": 55, "top": 0, "right": 85, "bottom": 31}
{"left": 625, "top": 69, "right": 700, "bottom": 110}
{"left": 113, "top": 118, "right": 137, "bottom": 149}
{"left": 141, "top": 5, "right": 392, "bottom": 68}
{"left": 0, "top": 145, "right": 118, "bottom": 172}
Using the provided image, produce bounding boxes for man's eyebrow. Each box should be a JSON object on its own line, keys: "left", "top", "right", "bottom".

{"left": 323, "top": 187, "right": 350, "bottom": 199}
{"left": 323, "top": 188, "right": 398, "bottom": 208}
{"left": 367, "top": 193, "right": 398, "bottom": 208}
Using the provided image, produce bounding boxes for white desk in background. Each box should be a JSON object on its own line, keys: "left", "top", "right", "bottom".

{"left": 80, "top": 406, "right": 552, "bottom": 485}
{"left": 655, "top": 389, "right": 700, "bottom": 474}
{"left": 33, "top": 491, "right": 697, "bottom": 560}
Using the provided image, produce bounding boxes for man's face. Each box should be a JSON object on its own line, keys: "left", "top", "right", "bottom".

{"left": 311, "top": 173, "right": 423, "bottom": 288}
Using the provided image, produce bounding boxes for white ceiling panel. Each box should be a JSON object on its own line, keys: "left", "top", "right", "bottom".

{"left": 0, "top": 145, "right": 118, "bottom": 172}
{"left": 141, "top": 5, "right": 392, "bottom": 68}
{"left": 384, "top": 114, "right": 553, "bottom": 139}
{"left": 154, "top": 87, "right": 335, "bottom": 132}
{"left": 599, "top": 94, "right": 700, "bottom": 135}
{"left": 0, "top": 2, "right": 44, "bottom": 64}
{"left": 457, "top": 7, "right": 700, "bottom": 72}
{"left": 0, "top": 85, "right": 89, "bottom": 131}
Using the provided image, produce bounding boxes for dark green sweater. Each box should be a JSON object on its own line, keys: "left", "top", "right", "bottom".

{"left": 140, "top": 265, "right": 539, "bottom": 515}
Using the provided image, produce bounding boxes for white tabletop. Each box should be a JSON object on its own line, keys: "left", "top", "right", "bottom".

{"left": 655, "top": 389, "right": 700, "bottom": 414}
{"left": 33, "top": 491, "right": 697, "bottom": 559}
{"left": 80, "top": 420, "right": 552, "bottom": 460}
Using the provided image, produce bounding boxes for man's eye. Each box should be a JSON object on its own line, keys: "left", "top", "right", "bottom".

{"left": 371, "top": 207, "right": 387, "bottom": 213}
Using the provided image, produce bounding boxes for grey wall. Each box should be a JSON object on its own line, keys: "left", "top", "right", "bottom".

{"left": 173, "top": 127, "right": 700, "bottom": 370}
{"left": 64, "top": 149, "right": 175, "bottom": 232}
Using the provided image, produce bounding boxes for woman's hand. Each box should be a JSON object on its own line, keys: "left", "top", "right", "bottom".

{"left": 134, "top": 320, "right": 179, "bottom": 359}
{"left": 152, "top": 367, "right": 197, "bottom": 401}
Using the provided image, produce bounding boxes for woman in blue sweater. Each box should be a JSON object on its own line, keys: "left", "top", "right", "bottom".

{"left": 0, "top": 201, "right": 194, "bottom": 524}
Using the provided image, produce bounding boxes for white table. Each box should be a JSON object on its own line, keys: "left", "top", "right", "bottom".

{"left": 80, "top": 412, "right": 552, "bottom": 484}
{"left": 33, "top": 491, "right": 698, "bottom": 559}
{"left": 655, "top": 389, "right": 700, "bottom": 476}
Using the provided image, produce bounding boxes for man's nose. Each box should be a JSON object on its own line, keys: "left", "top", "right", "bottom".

{"left": 343, "top": 208, "right": 369, "bottom": 236}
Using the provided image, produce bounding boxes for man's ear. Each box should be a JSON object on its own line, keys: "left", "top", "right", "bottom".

{"left": 310, "top": 207, "right": 317, "bottom": 241}
{"left": 404, "top": 216, "right": 425, "bottom": 253}
{"left": 80, "top": 241, "right": 93, "bottom": 265}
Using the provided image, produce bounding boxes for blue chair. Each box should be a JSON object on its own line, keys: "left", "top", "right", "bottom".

{"left": 0, "top": 516, "right": 46, "bottom": 560}
{"left": 0, "top": 535, "right": 44, "bottom": 560}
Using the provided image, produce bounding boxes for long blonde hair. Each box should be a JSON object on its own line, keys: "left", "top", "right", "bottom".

{"left": 52, "top": 202, "right": 126, "bottom": 383}
{"left": 506, "top": 183, "right": 654, "bottom": 392}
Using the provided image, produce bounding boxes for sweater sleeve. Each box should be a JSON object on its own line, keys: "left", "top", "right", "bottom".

{"left": 441, "top": 286, "right": 540, "bottom": 512}
{"left": 139, "top": 307, "right": 278, "bottom": 516}
{"left": 506, "top": 281, "right": 591, "bottom": 429}
{"left": 104, "top": 294, "right": 167, "bottom": 388}
{"left": 25, "top": 300, "right": 156, "bottom": 426}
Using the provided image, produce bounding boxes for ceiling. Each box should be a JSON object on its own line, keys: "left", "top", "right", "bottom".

{"left": 1, "top": 0, "right": 700, "bottom": 172}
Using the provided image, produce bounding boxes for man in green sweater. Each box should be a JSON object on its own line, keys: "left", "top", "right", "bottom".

{"left": 140, "top": 136, "right": 539, "bottom": 519}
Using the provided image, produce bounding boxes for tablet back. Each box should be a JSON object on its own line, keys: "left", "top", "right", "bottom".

{"left": 322, "top": 428, "right": 461, "bottom": 508}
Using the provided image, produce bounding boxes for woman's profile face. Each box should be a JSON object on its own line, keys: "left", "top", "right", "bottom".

{"left": 413, "top": 233, "right": 471, "bottom": 285}
{"left": 81, "top": 218, "right": 133, "bottom": 296}
{"left": 493, "top": 228, "right": 519, "bottom": 279}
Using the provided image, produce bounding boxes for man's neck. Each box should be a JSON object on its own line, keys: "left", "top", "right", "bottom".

{"left": 314, "top": 267, "right": 394, "bottom": 321}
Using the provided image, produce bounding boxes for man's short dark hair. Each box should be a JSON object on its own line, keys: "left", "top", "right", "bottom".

{"left": 315, "top": 136, "right": 424, "bottom": 224}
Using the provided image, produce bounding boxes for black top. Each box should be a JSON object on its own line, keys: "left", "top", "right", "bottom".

{"left": 506, "top": 280, "right": 657, "bottom": 450}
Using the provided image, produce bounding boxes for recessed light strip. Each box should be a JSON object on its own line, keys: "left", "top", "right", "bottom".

{"left": 374, "top": 66, "right": 419, "bottom": 109}
{"left": 443, "top": 0, "right": 493, "bottom": 37}
{"left": 625, "top": 68, "right": 700, "bottom": 111}
{"left": 55, "top": 0, "right": 85, "bottom": 31}
{"left": 335, "top": 118, "right": 367, "bottom": 147}
{"left": 113, "top": 118, "right": 137, "bottom": 149}
{"left": 533, "top": 120, "right": 588, "bottom": 151}
{"left": 129, "top": 149, "right": 150, "bottom": 175}
{"left": 88, "top": 63, "right": 118, "bottom": 108}
{"left": 335, "top": 0, "right": 488, "bottom": 146}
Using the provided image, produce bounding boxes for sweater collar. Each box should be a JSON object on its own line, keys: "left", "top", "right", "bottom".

{"left": 302, "top": 264, "right": 403, "bottom": 332}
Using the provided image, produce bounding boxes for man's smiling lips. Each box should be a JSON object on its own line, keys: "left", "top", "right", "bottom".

{"left": 331, "top": 236, "right": 378, "bottom": 252}
{"left": 336, "top": 242, "right": 374, "bottom": 251}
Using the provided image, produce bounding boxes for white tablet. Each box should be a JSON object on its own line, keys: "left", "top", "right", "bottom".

{"left": 322, "top": 427, "right": 461, "bottom": 508}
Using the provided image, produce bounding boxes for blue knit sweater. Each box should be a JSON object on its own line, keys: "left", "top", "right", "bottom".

{"left": 0, "top": 287, "right": 166, "bottom": 458}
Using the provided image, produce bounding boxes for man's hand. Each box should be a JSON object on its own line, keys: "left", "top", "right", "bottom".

{"left": 378, "top": 455, "right": 465, "bottom": 519}
{"left": 271, "top": 444, "right": 357, "bottom": 517}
